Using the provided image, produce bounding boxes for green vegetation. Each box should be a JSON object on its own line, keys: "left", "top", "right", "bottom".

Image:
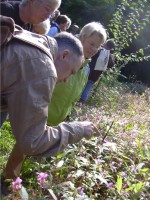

{"left": 108, "top": 0, "right": 150, "bottom": 67}
{"left": 1, "top": 73, "right": 150, "bottom": 199}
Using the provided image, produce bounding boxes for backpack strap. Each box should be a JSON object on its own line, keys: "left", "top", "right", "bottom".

{"left": 13, "top": 27, "right": 54, "bottom": 62}
{"left": 0, "top": 15, "right": 15, "bottom": 46}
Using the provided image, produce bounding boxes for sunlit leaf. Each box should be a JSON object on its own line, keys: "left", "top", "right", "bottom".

{"left": 57, "top": 160, "right": 64, "bottom": 168}
{"left": 116, "top": 176, "right": 122, "bottom": 193}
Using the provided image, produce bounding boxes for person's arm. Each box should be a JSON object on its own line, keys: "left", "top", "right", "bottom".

{"left": 107, "top": 54, "right": 115, "bottom": 69}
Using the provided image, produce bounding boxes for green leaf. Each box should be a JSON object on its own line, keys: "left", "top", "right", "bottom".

{"left": 139, "top": 49, "right": 144, "bottom": 55}
{"left": 125, "top": 185, "right": 134, "bottom": 192}
{"left": 134, "top": 182, "right": 143, "bottom": 193}
{"left": 140, "top": 168, "right": 149, "bottom": 173}
{"left": 57, "top": 152, "right": 64, "bottom": 159}
{"left": 116, "top": 176, "right": 122, "bottom": 194}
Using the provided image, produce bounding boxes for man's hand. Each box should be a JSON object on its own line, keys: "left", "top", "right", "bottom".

{"left": 78, "top": 121, "right": 100, "bottom": 139}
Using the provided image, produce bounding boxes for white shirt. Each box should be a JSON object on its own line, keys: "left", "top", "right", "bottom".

{"left": 94, "top": 49, "right": 110, "bottom": 71}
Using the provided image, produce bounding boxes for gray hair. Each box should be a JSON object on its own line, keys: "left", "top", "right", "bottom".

{"left": 79, "top": 22, "right": 107, "bottom": 46}
{"left": 21, "top": 0, "right": 61, "bottom": 9}
{"left": 54, "top": 32, "right": 83, "bottom": 57}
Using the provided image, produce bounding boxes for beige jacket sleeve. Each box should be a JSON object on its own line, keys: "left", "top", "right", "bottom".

{"left": 23, "top": 122, "right": 85, "bottom": 157}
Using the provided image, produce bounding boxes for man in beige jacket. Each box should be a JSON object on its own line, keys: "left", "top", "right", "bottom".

{"left": 0, "top": 16, "right": 100, "bottom": 195}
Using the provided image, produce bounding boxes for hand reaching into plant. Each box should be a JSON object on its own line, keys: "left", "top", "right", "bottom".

{"left": 78, "top": 121, "right": 100, "bottom": 139}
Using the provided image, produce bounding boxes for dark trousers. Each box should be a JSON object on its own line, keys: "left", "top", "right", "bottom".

{"left": 0, "top": 111, "right": 8, "bottom": 127}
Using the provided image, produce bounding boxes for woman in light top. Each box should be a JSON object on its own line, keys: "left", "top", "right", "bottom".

{"left": 47, "top": 22, "right": 107, "bottom": 126}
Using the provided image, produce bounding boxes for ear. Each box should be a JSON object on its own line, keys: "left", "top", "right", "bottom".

{"left": 62, "top": 49, "right": 71, "bottom": 60}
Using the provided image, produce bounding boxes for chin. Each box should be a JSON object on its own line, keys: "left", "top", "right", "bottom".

{"left": 85, "top": 53, "right": 92, "bottom": 59}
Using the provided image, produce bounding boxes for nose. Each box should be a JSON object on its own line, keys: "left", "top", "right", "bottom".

{"left": 45, "top": 14, "right": 50, "bottom": 19}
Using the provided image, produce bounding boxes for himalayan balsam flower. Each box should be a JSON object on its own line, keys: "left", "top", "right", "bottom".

{"left": 120, "top": 132, "right": 126, "bottom": 139}
{"left": 130, "top": 165, "right": 136, "bottom": 173}
{"left": 12, "top": 177, "right": 22, "bottom": 192}
{"left": 104, "top": 138, "right": 109, "bottom": 143}
{"left": 107, "top": 182, "right": 114, "bottom": 189}
{"left": 97, "top": 115, "right": 101, "bottom": 120}
{"left": 77, "top": 187, "right": 84, "bottom": 195}
{"left": 123, "top": 183, "right": 128, "bottom": 189}
{"left": 37, "top": 172, "right": 48, "bottom": 187}
{"left": 121, "top": 171, "right": 127, "bottom": 178}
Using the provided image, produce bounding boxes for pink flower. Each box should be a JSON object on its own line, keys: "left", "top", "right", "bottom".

{"left": 104, "top": 138, "right": 109, "bottom": 143}
{"left": 12, "top": 177, "right": 22, "bottom": 192}
{"left": 107, "top": 182, "right": 114, "bottom": 189}
{"left": 37, "top": 172, "right": 48, "bottom": 187}
{"left": 77, "top": 187, "right": 84, "bottom": 195}
{"left": 130, "top": 165, "right": 136, "bottom": 173}
{"left": 120, "top": 133, "right": 126, "bottom": 139}
{"left": 97, "top": 115, "right": 101, "bottom": 120}
{"left": 123, "top": 184, "right": 128, "bottom": 189}
{"left": 121, "top": 172, "right": 127, "bottom": 178}
{"left": 109, "top": 162, "right": 117, "bottom": 172}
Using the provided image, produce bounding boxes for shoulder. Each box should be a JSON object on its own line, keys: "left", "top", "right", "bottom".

{"left": 46, "top": 36, "right": 58, "bottom": 61}
{"left": 0, "top": 1, "right": 19, "bottom": 11}
{"left": 47, "top": 27, "right": 58, "bottom": 37}
{"left": 0, "top": 2, "right": 20, "bottom": 19}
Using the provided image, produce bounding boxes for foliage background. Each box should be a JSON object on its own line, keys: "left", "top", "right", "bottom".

{"left": 60, "top": 0, "right": 150, "bottom": 85}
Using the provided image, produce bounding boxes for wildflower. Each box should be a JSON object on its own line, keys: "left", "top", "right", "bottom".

{"left": 104, "top": 138, "right": 109, "bottom": 142}
{"left": 121, "top": 172, "right": 127, "bottom": 178}
{"left": 107, "top": 182, "right": 114, "bottom": 189}
{"left": 130, "top": 165, "right": 136, "bottom": 173}
{"left": 120, "top": 132, "right": 126, "bottom": 139}
{"left": 95, "top": 159, "right": 101, "bottom": 165}
{"left": 118, "top": 162, "right": 123, "bottom": 167}
{"left": 109, "top": 162, "right": 117, "bottom": 172}
{"left": 123, "top": 183, "right": 128, "bottom": 189}
{"left": 97, "top": 115, "right": 101, "bottom": 120}
{"left": 77, "top": 187, "right": 84, "bottom": 195}
{"left": 12, "top": 177, "right": 22, "bottom": 192}
{"left": 37, "top": 172, "right": 48, "bottom": 187}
